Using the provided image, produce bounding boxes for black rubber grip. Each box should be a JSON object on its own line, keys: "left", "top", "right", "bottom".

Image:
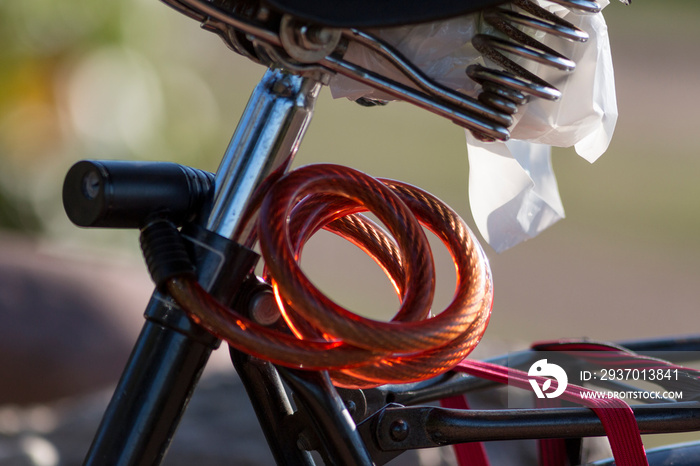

{"left": 140, "top": 219, "right": 196, "bottom": 289}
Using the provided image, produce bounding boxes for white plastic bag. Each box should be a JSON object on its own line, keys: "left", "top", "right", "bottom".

{"left": 468, "top": 0, "right": 617, "bottom": 251}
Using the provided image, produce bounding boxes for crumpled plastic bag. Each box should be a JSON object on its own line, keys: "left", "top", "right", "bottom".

{"left": 329, "top": 0, "right": 617, "bottom": 252}
{"left": 468, "top": 0, "right": 616, "bottom": 252}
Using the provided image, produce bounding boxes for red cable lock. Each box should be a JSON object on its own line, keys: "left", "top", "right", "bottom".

{"left": 168, "top": 163, "right": 493, "bottom": 389}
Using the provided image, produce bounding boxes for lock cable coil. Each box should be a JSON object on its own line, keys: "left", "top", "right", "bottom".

{"left": 163, "top": 164, "right": 493, "bottom": 389}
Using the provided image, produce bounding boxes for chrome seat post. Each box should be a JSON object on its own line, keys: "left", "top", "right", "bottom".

{"left": 206, "top": 68, "right": 321, "bottom": 248}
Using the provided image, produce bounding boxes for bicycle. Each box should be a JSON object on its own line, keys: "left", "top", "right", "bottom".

{"left": 59, "top": 0, "right": 700, "bottom": 465}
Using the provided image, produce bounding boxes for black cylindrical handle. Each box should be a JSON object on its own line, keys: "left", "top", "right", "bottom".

{"left": 62, "top": 160, "right": 214, "bottom": 228}
{"left": 140, "top": 219, "right": 197, "bottom": 291}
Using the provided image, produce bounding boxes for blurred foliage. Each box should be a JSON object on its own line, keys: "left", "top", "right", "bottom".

{"left": 0, "top": 182, "right": 42, "bottom": 233}
{"left": 0, "top": 1, "right": 123, "bottom": 233}
{"left": 0, "top": 0, "right": 260, "bottom": 241}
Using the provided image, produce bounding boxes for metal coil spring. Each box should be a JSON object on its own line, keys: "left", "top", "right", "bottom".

{"left": 467, "top": 0, "right": 601, "bottom": 141}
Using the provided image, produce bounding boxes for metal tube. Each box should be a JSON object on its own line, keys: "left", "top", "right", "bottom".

{"left": 83, "top": 296, "right": 217, "bottom": 466}
{"left": 206, "top": 68, "right": 321, "bottom": 246}
{"left": 371, "top": 404, "right": 700, "bottom": 451}
{"left": 230, "top": 350, "right": 316, "bottom": 466}
{"left": 279, "top": 369, "right": 374, "bottom": 466}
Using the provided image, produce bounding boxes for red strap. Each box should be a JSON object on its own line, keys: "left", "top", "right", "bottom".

{"left": 439, "top": 395, "right": 490, "bottom": 466}
{"left": 451, "top": 360, "right": 648, "bottom": 466}
{"left": 539, "top": 437, "right": 568, "bottom": 466}
{"left": 535, "top": 398, "right": 568, "bottom": 466}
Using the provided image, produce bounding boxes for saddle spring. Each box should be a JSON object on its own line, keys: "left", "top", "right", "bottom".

{"left": 466, "top": 0, "right": 602, "bottom": 141}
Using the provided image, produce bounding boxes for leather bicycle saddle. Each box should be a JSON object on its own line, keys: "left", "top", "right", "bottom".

{"left": 263, "top": 0, "right": 511, "bottom": 27}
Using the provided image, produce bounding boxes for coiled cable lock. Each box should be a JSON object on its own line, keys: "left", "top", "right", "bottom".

{"left": 143, "top": 164, "right": 493, "bottom": 389}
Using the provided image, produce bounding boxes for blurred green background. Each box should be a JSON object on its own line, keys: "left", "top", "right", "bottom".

{"left": 2, "top": 0, "right": 700, "bottom": 410}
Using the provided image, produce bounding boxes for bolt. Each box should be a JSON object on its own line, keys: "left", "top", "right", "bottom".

{"left": 297, "top": 431, "right": 313, "bottom": 451}
{"left": 298, "top": 25, "right": 329, "bottom": 49}
{"left": 271, "top": 76, "right": 295, "bottom": 97}
{"left": 249, "top": 290, "right": 280, "bottom": 326}
{"left": 256, "top": 6, "right": 270, "bottom": 22}
{"left": 389, "top": 419, "right": 410, "bottom": 442}
{"left": 344, "top": 400, "right": 356, "bottom": 415}
{"left": 82, "top": 170, "right": 101, "bottom": 200}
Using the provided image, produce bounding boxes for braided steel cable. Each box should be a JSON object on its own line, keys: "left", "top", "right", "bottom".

{"left": 168, "top": 163, "right": 493, "bottom": 388}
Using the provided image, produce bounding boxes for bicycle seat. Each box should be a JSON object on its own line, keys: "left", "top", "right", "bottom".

{"left": 264, "top": 0, "right": 511, "bottom": 28}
